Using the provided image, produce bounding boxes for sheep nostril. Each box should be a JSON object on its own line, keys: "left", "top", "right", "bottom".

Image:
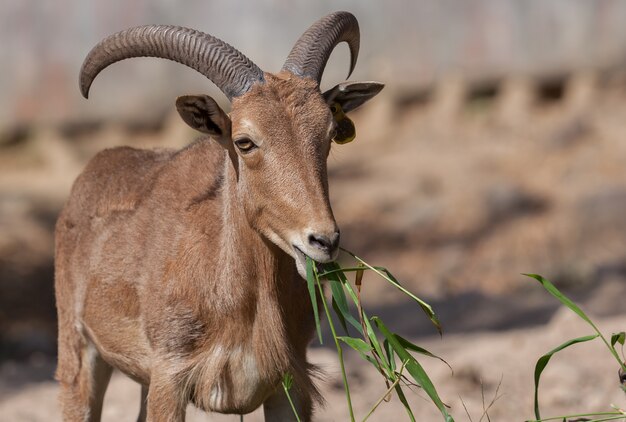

{"left": 308, "top": 234, "right": 332, "bottom": 251}
{"left": 307, "top": 231, "right": 340, "bottom": 253}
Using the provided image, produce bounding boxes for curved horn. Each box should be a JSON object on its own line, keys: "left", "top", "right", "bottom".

{"left": 80, "top": 25, "right": 264, "bottom": 100}
{"left": 282, "top": 11, "right": 360, "bottom": 83}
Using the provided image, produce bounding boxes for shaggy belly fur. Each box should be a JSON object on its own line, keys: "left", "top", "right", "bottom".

{"left": 188, "top": 345, "right": 276, "bottom": 414}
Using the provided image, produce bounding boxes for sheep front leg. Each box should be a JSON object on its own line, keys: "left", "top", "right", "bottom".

{"left": 263, "top": 386, "right": 312, "bottom": 422}
{"left": 58, "top": 340, "right": 113, "bottom": 422}
{"left": 145, "top": 372, "right": 186, "bottom": 422}
{"left": 137, "top": 384, "right": 148, "bottom": 422}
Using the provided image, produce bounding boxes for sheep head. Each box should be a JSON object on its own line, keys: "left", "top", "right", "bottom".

{"left": 79, "top": 11, "right": 384, "bottom": 277}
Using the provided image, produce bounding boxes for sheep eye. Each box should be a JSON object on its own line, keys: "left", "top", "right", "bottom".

{"left": 234, "top": 137, "right": 257, "bottom": 153}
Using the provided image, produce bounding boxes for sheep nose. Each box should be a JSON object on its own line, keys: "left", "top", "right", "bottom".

{"left": 307, "top": 231, "right": 340, "bottom": 254}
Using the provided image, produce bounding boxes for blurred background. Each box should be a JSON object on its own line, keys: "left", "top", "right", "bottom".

{"left": 2, "top": 0, "right": 626, "bottom": 420}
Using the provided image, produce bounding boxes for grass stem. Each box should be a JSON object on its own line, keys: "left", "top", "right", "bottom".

{"left": 526, "top": 411, "right": 625, "bottom": 422}
{"left": 313, "top": 263, "right": 355, "bottom": 422}
{"left": 282, "top": 379, "right": 302, "bottom": 422}
{"left": 362, "top": 360, "right": 408, "bottom": 421}
{"left": 317, "top": 266, "right": 385, "bottom": 278}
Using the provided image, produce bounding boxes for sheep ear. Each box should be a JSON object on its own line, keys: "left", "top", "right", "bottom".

{"left": 323, "top": 81, "right": 384, "bottom": 113}
{"left": 176, "top": 95, "right": 231, "bottom": 138}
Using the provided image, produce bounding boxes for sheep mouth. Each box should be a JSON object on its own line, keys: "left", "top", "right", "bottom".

{"left": 293, "top": 245, "right": 309, "bottom": 265}
{"left": 292, "top": 245, "right": 327, "bottom": 280}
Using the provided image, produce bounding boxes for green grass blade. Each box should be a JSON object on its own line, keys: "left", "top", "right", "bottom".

{"left": 322, "top": 261, "right": 348, "bottom": 282}
{"left": 317, "top": 266, "right": 387, "bottom": 278}
{"left": 524, "top": 274, "right": 593, "bottom": 325}
{"left": 331, "top": 297, "right": 349, "bottom": 335}
{"left": 327, "top": 272, "right": 363, "bottom": 335}
{"left": 282, "top": 373, "right": 301, "bottom": 422}
{"left": 532, "top": 334, "right": 599, "bottom": 420}
{"left": 312, "top": 262, "right": 355, "bottom": 421}
{"left": 373, "top": 317, "right": 453, "bottom": 421}
{"left": 381, "top": 268, "right": 442, "bottom": 335}
{"left": 362, "top": 371, "right": 404, "bottom": 422}
{"left": 384, "top": 339, "right": 397, "bottom": 372}
{"left": 361, "top": 310, "right": 393, "bottom": 375}
{"left": 306, "top": 258, "right": 322, "bottom": 344}
{"left": 394, "top": 384, "right": 417, "bottom": 422}
{"left": 526, "top": 411, "right": 626, "bottom": 422}
{"left": 611, "top": 332, "right": 625, "bottom": 348}
{"left": 325, "top": 262, "right": 393, "bottom": 375}
{"left": 524, "top": 274, "right": 626, "bottom": 370}
{"left": 394, "top": 334, "right": 453, "bottom": 373}
{"left": 342, "top": 249, "right": 442, "bottom": 335}
{"left": 363, "top": 354, "right": 384, "bottom": 371}
{"left": 337, "top": 336, "right": 373, "bottom": 353}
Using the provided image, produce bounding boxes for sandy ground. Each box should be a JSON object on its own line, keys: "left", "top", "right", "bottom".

{"left": 1, "top": 308, "right": 624, "bottom": 421}
{"left": 1, "top": 75, "right": 626, "bottom": 421}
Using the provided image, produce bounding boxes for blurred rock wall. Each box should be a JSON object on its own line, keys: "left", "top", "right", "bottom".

{"left": 2, "top": 0, "right": 626, "bottom": 126}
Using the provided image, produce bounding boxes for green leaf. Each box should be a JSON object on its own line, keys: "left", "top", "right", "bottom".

{"left": 611, "top": 332, "right": 625, "bottom": 347}
{"left": 327, "top": 272, "right": 363, "bottom": 335}
{"left": 338, "top": 336, "right": 374, "bottom": 354}
{"left": 324, "top": 262, "right": 393, "bottom": 376}
{"left": 384, "top": 339, "right": 397, "bottom": 372}
{"left": 332, "top": 297, "right": 349, "bottom": 335}
{"left": 524, "top": 274, "right": 594, "bottom": 326}
{"left": 532, "top": 334, "right": 599, "bottom": 420}
{"left": 361, "top": 309, "right": 393, "bottom": 375}
{"left": 524, "top": 273, "right": 625, "bottom": 370}
{"left": 350, "top": 301, "right": 392, "bottom": 376}
{"left": 363, "top": 354, "right": 384, "bottom": 372}
{"left": 373, "top": 317, "right": 453, "bottom": 421}
{"left": 282, "top": 372, "right": 301, "bottom": 422}
{"left": 382, "top": 268, "right": 443, "bottom": 335}
{"left": 317, "top": 266, "right": 387, "bottom": 278}
{"left": 394, "top": 334, "right": 453, "bottom": 373}
{"left": 394, "top": 384, "right": 417, "bottom": 422}
{"left": 342, "top": 249, "right": 442, "bottom": 335}
{"left": 306, "top": 257, "right": 322, "bottom": 344}
{"left": 312, "top": 262, "right": 355, "bottom": 421}
{"left": 282, "top": 372, "right": 293, "bottom": 389}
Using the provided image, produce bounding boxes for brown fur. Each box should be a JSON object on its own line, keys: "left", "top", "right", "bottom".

{"left": 55, "top": 74, "right": 345, "bottom": 421}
